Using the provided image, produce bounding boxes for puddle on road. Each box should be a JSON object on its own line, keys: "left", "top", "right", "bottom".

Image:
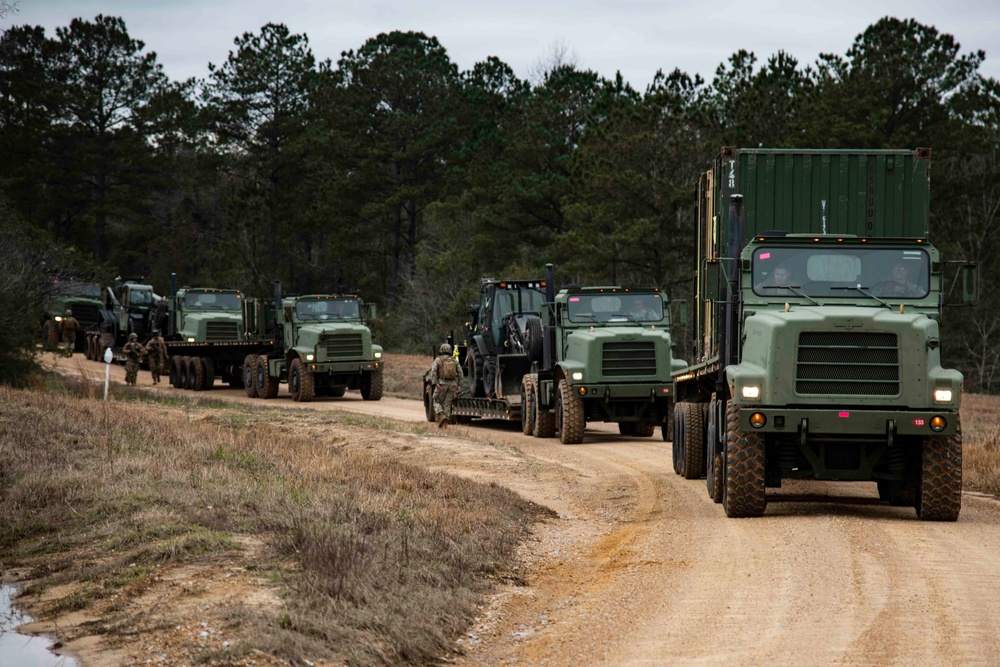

{"left": 0, "top": 584, "right": 78, "bottom": 667}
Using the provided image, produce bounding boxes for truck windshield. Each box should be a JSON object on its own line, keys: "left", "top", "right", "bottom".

{"left": 296, "top": 299, "right": 360, "bottom": 320}
{"left": 752, "top": 247, "right": 929, "bottom": 299}
{"left": 567, "top": 293, "right": 664, "bottom": 323}
{"left": 184, "top": 292, "right": 242, "bottom": 311}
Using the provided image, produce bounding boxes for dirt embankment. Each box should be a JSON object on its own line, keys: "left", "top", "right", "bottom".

{"left": 27, "top": 352, "right": 1000, "bottom": 666}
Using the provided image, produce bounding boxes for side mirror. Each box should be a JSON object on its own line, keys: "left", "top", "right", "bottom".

{"left": 703, "top": 259, "right": 722, "bottom": 301}
{"left": 363, "top": 303, "right": 377, "bottom": 322}
{"left": 674, "top": 300, "right": 689, "bottom": 325}
{"left": 961, "top": 263, "right": 979, "bottom": 305}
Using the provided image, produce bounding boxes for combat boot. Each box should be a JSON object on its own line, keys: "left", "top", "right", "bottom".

{"left": 436, "top": 412, "right": 447, "bottom": 428}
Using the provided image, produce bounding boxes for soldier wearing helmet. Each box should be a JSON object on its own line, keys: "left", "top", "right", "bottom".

{"left": 57, "top": 309, "right": 80, "bottom": 356}
{"left": 122, "top": 332, "right": 146, "bottom": 386}
{"left": 428, "top": 341, "right": 463, "bottom": 427}
{"left": 144, "top": 329, "right": 168, "bottom": 384}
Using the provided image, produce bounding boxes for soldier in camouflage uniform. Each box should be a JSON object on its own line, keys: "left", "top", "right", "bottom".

{"left": 144, "top": 330, "right": 168, "bottom": 384}
{"left": 123, "top": 333, "right": 145, "bottom": 386}
{"left": 428, "top": 342, "right": 464, "bottom": 427}
{"left": 58, "top": 309, "right": 80, "bottom": 356}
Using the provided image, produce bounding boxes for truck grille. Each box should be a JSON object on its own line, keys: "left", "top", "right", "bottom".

{"left": 326, "top": 333, "right": 363, "bottom": 358}
{"left": 602, "top": 342, "right": 656, "bottom": 377}
{"left": 796, "top": 332, "right": 899, "bottom": 396}
{"left": 205, "top": 321, "right": 239, "bottom": 342}
{"left": 71, "top": 305, "right": 100, "bottom": 328}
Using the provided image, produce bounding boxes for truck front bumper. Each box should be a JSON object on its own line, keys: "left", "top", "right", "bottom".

{"left": 737, "top": 407, "right": 960, "bottom": 437}
{"left": 572, "top": 383, "right": 673, "bottom": 400}
{"left": 305, "top": 360, "right": 382, "bottom": 374}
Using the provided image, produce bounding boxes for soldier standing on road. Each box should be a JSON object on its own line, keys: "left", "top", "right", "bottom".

{"left": 58, "top": 309, "right": 79, "bottom": 356}
{"left": 429, "top": 342, "right": 464, "bottom": 427}
{"left": 123, "top": 333, "right": 145, "bottom": 386}
{"left": 144, "top": 330, "right": 168, "bottom": 384}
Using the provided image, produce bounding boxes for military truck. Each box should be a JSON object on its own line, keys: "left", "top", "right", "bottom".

{"left": 41, "top": 278, "right": 102, "bottom": 351}
{"left": 153, "top": 275, "right": 273, "bottom": 390}
{"left": 83, "top": 278, "right": 159, "bottom": 362}
{"left": 242, "top": 283, "right": 384, "bottom": 402}
{"left": 426, "top": 266, "right": 685, "bottom": 444}
{"left": 672, "top": 147, "right": 977, "bottom": 520}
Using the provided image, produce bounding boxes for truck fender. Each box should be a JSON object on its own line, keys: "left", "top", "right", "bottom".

{"left": 472, "top": 334, "right": 489, "bottom": 359}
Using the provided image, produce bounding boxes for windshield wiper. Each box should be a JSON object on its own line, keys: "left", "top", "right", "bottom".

{"left": 830, "top": 285, "right": 893, "bottom": 310}
{"left": 758, "top": 284, "right": 819, "bottom": 306}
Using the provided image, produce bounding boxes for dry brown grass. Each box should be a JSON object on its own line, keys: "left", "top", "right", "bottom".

{"left": 960, "top": 393, "right": 1000, "bottom": 497}
{"left": 383, "top": 352, "right": 432, "bottom": 399}
{"left": 0, "top": 379, "right": 548, "bottom": 666}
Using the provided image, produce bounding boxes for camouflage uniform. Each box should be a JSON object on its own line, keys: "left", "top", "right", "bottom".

{"left": 429, "top": 343, "right": 464, "bottom": 427}
{"left": 144, "top": 331, "right": 168, "bottom": 384}
{"left": 123, "top": 334, "right": 145, "bottom": 386}
{"left": 58, "top": 310, "right": 80, "bottom": 355}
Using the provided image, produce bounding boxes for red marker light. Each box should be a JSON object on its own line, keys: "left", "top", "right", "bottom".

{"left": 838, "top": 411, "right": 850, "bottom": 418}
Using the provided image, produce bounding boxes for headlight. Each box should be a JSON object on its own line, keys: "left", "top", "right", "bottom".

{"left": 741, "top": 385, "right": 760, "bottom": 399}
{"left": 306, "top": 354, "right": 314, "bottom": 362}
{"left": 933, "top": 389, "right": 953, "bottom": 403}
{"left": 186, "top": 337, "right": 196, "bottom": 342}
{"left": 571, "top": 371, "right": 583, "bottom": 381}
{"left": 54, "top": 316, "right": 63, "bottom": 322}
{"left": 374, "top": 351, "right": 382, "bottom": 358}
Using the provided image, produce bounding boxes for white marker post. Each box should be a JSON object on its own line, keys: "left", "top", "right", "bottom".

{"left": 103, "top": 346, "right": 113, "bottom": 400}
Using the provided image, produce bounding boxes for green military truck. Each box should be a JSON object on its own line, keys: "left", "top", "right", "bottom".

{"left": 242, "top": 283, "right": 384, "bottom": 402}
{"left": 673, "top": 147, "right": 977, "bottom": 520}
{"left": 84, "top": 278, "right": 159, "bottom": 361}
{"left": 41, "top": 278, "right": 102, "bottom": 351}
{"left": 154, "top": 275, "right": 270, "bottom": 390}
{"left": 427, "top": 266, "right": 684, "bottom": 444}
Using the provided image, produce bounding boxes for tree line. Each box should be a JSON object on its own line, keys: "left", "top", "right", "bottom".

{"left": 1, "top": 14, "right": 999, "bottom": 389}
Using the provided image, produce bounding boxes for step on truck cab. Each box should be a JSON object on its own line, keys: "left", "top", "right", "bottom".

{"left": 243, "top": 282, "right": 384, "bottom": 402}
{"left": 673, "top": 147, "right": 978, "bottom": 520}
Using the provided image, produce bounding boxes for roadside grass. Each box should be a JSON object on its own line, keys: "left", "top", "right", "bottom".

{"left": 0, "top": 383, "right": 549, "bottom": 666}
{"left": 960, "top": 393, "right": 1000, "bottom": 497}
{"left": 383, "top": 353, "right": 429, "bottom": 399}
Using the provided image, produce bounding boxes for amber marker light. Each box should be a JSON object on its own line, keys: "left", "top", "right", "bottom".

{"left": 750, "top": 412, "right": 767, "bottom": 428}
{"left": 930, "top": 416, "right": 947, "bottom": 432}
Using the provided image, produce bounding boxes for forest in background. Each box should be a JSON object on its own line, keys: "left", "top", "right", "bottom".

{"left": 2, "top": 13, "right": 999, "bottom": 389}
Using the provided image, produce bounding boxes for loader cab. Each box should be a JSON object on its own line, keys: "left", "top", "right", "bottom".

{"left": 475, "top": 280, "right": 547, "bottom": 352}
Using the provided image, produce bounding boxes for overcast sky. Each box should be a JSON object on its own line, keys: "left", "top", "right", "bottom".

{"left": 6, "top": 0, "right": 1000, "bottom": 89}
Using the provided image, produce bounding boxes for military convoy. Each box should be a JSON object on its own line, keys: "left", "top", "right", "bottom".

{"left": 81, "top": 277, "right": 384, "bottom": 401}
{"left": 423, "top": 265, "right": 685, "bottom": 443}
{"left": 671, "top": 147, "right": 976, "bottom": 520}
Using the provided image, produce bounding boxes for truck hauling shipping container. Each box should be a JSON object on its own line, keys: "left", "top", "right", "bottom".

{"left": 424, "top": 265, "right": 685, "bottom": 443}
{"left": 241, "top": 282, "right": 384, "bottom": 402}
{"left": 672, "top": 147, "right": 977, "bottom": 520}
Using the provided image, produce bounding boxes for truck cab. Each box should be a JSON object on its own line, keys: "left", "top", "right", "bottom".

{"left": 167, "top": 288, "right": 244, "bottom": 342}
{"left": 42, "top": 278, "right": 102, "bottom": 350}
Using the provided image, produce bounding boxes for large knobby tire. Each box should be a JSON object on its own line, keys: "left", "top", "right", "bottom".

{"left": 424, "top": 383, "right": 436, "bottom": 422}
{"left": 178, "top": 357, "right": 191, "bottom": 390}
{"left": 521, "top": 375, "right": 536, "bottom": 435}
{"left": 634, "top": 422, "right": 656, "bottom": 437}
{"left": 169, "top": 356, "right": 181, "bottom": 388}
{"left": 202, "top": 357, "right": 215, "bottom": 391}
{"left": 619, "top": 422, "right": 637, "bottom": 437}
{"left": 361, "top": 368, "right": 383, "bottom": 401}
{"left": 877, "top": 480, "right": 917, "bottom": 507}
{"left": 723, "top": 403, "right": 767, "bottom": 518}
{"left": 661, "top": 399, "right": 675, "bottom": 443}
{"left": 706, "top": 398, "right": 724, "bottom": 503}
{"left": 672, "top": 402, "right": 685, "bottom": 475}
{"left": 681, "top": 402, "right": 706, "bottom": 479}
{"left": 523, "top": 316, "right": 543, "bottom": 363}
{"left": 190, "top": 357, "right": 206, "bottom": 391}
{"left": 556, "top": 379, "right": 585, "bottom": 445}
{"left": 243, "top": 354, "right": 259, "bottom": 398}
{"left": 916, "top": 416, "right": 962, "bottom": 521}
{"left": 533, "top": 380, "right": 556, "bottom": 438}
{"left": 290, "top": 358, "right": 315, "bottom": 402}
{"left": 329, "top": 386, "right": 347, "bottom": 398}
{"left": 467, "top": 349, "right": 486, "bottom": 398}
{"left": 44, "top": 320, "right": 59, "bottom": 347}
{"left": 256, "top": 356, "right": 279, "bottom": 399}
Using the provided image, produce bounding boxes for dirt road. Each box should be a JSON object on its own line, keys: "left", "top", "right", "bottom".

{"left": 48, "top": 353, "right": 1000, "bottom": 666}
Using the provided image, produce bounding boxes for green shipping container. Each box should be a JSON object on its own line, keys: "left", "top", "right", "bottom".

{"left": 708, "top": 147, "right": 931, "bottom": 247}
